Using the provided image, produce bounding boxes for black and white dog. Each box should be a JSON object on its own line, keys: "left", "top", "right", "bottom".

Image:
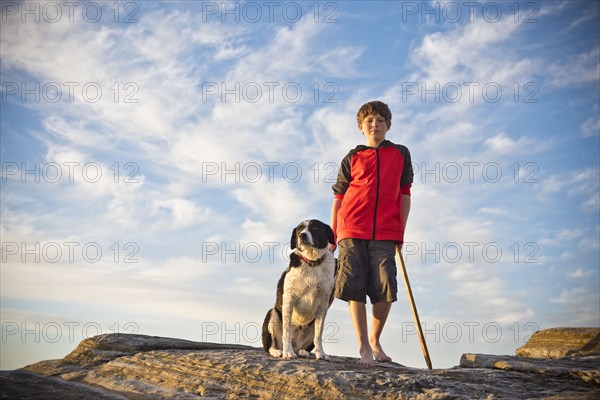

{"left": 262, "top": 219, "right": 336, "bottom": 360}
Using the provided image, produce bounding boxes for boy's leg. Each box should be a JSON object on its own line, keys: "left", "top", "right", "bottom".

{"left": 370, "top": 301, "right": 392, "bottom": 362}
{"left": 366, "top": 240, "right": 397, "bottom": 363}
{"left": 348, "top": 300, "right": 375, "bottom": 367}
{"left": 336, "top": 239, "right": 374, "bottom": 367}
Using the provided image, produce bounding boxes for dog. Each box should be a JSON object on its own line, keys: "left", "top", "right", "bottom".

{"left": 262, "top": 219, "right": 336, "bottom": 360}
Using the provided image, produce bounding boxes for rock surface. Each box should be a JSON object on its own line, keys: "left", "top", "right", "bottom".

{"left": 1, "top": 329, "right": 599, "bottom": 399}
{"left": 516, "top": 327, "right": 600, "bottom": 359}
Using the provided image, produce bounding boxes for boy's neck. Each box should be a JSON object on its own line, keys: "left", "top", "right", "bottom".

{"left": 365, "top": 138, "right": 386, "bottom": 148}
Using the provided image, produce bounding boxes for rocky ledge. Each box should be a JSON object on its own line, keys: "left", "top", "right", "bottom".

{"left": 1, "top": 328, "right": 599, "bottom": 399}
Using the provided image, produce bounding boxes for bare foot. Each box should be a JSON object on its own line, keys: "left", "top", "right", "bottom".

{"left": 371, "top": 341, "right": 392, "bottom": 362}
{"left": 358, "top": 346, "right": 375, "bottom": 368}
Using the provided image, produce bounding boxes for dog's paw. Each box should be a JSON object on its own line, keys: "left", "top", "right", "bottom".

{"left": 315, "top": 352, "right": 330, "bottom": 361}
{"left": 269, "top": 349, "right": 283, "bottom": 358}
{"left": 297, "top": 349, "right": 310, "bottom": 358}
{"left": 282, "top": 349, "right": 297, "bottom": 359}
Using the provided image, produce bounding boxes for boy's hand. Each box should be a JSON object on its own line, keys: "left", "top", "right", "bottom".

{"left": 328, "top": 243, "right": 337, "bottom": 253}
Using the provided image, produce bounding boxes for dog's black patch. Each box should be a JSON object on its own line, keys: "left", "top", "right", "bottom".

{"left": 261, "top": 309, "right": 273, "bottom": 352}
{"left": 290, "top": 220, "right": 335, "bottom": 251}
{"left": 289, "top": 252, "right": 302, "bottom": 268}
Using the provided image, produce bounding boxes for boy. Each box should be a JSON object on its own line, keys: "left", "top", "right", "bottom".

{"left": 330, "top": 100, "right": 413, "bottom": 368}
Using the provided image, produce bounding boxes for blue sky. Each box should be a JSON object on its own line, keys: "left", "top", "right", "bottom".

{"left": 1, "top": 0, "right": 599, "bottom": 370}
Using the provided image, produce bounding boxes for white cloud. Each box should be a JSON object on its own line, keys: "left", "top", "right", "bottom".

{"left": 555, "top": 228, "right": 587, "bottom": 241}
{"left": 564, "top": 2, "right": 599, "bottom": 32}
{"left": 550, "top": 287, "right": 600, "bottom": 326}
{"left": 547, "top": 46, "right": 600, "bottom": 87}
{"left": 442, "top": 262, "right": 534, "bottom": 325}
{"left": 581, "top": 104, "right": 600, "bottom": 138}
{"left": 537, "top": 1, "right": 570, "bottom": 18}
{"left": 538, "top": 228, "right": 591, "bottom": 248}
{"left": 232, "top": 180, "right": 308, "bottom": 238}
{"left": 225, "top": 17, "right": 327, "bottom": 80}
{"left": 317, "top": 47, "right": 364, "bottom": 78}
{"left": 133, "top": 256, "right": 216, "bottom": 283}
{"left": 568, "top": 268, "right": 595, "bottom": 279}
{"left": 483, "top": 132, "right": 535, "bottom": 155}
{"left": 307, "top": 105, "right": 359, "bottom": 157}
{"left": 41, "top": 116, "right": 112, "bottom": 150}
{"left": 411, "top": 16, "right": 527, "bottom": 85}
{"left": 479, "top": 207, "right": 510, "bottom": 216}
{"left": 152, "top": 198, "right": 212, "bottom": 229}
{"left": 1, "top": 8, "right": 255, "bottom": 147}
{"left": 538, "top": 168, "right": 600, "bottom": 212}
{"left": 0, "top": 259, "right": 230, "bottom": 323}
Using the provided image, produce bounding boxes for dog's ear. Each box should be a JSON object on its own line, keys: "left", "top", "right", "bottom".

{"left": 325, "top": 223, "right": 335, "bottom": 246}
{"left": 290, "top": 227, "right": 298, "bottom": 250}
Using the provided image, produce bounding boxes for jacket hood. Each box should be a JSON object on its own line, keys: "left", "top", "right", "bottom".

{"left": 351, "top": 139, "right": 395, "bottom": 153}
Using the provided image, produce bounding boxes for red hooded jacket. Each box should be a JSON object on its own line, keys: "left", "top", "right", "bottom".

{"left": 332, "top": 140, "right": 413, "bottom": 243}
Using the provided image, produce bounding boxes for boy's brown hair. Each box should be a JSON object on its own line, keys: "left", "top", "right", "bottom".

{"left": 356, "top": 100, "right": 392, "bottom": 130}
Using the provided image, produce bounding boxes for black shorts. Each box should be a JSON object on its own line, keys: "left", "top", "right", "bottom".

{"left": 335, "top": 238, "right": 398, "bottom": 304}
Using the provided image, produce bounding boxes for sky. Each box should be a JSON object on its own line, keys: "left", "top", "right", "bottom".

{"left": 1, "top": 0, "right": 599, "bottom": 370}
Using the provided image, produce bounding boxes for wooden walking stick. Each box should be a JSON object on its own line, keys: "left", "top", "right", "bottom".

{"left": 396, "top": 248, "right": 433, "bottom": 369}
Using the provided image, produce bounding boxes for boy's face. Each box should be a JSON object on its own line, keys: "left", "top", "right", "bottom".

{"left": 358, "top": 113, "right": 388, "bottom": 145}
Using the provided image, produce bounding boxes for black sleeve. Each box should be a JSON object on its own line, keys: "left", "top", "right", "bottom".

{"left": 332, "top": 152, "right": 352, "bottom": 196}
{"left": 397, "top": 145, "right": 414, "bottom": 187}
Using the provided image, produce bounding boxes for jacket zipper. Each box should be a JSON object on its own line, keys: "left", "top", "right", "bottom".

{"left": 372, "top": 147, "right": 380, "bottom": 240}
